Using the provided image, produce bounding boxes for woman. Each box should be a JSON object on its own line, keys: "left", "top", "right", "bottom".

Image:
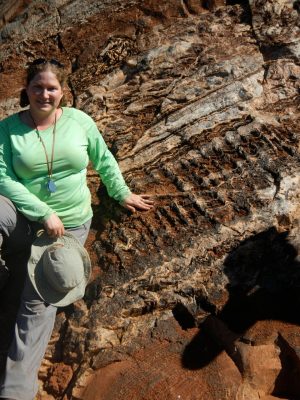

{"left": 0, "top": 58, "right": 153, "bottom": 400}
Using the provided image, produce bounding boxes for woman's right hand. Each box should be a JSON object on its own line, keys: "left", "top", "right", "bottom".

{"left": 43, "top": 213, "right": 65, "bottom": 238}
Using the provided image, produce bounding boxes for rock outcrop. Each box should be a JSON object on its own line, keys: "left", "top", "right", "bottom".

{"left": 0, "top": 0, "right": 300, "bottom": 399}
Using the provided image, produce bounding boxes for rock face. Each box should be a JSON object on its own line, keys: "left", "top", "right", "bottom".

{"left": 0, "top": 0, "right": 300, "bottom": 399}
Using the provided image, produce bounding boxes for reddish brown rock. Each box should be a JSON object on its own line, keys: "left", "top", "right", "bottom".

{"left": 75, "top": 322, "right": 242, "bottom": 400}
{"left": 44, "top": 363, "right": 73, "bottom": 398}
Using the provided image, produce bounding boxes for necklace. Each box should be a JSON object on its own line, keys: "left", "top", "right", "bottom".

{"left": 29, "top": 111, "right": 57, "bottom": 193}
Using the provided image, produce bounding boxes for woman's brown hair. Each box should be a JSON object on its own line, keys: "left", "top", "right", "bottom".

{"left": 20, "top": 59, "right": 68, "bottom": 108}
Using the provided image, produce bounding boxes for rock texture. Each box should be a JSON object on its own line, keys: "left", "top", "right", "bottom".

{"left": 0, "top": 0, "right": 300, "bottom": 399}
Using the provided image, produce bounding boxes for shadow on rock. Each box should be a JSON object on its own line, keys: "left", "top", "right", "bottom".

{"left": 182, "top": 226, "right": 300, "bottom": 371}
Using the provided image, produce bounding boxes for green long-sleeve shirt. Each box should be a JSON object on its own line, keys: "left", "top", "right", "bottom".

{"left": 0, "top": 107, "right": 131, "bottom": 227}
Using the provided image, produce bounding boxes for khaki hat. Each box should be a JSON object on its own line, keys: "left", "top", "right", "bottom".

{"left": 28, "top": 231, "right": 91, "bottom": 307}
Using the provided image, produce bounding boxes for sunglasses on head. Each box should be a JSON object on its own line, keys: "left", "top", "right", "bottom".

{"left": 30, "top": 58, "right": 64, "bottom": 68}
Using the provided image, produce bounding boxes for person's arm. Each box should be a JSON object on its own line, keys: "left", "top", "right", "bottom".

{"left": 88, "top": 128, "right": 131, "bottom": 202}
{"left": 0, "top": 122, "right": 64, "bottom": 236}
{"left": 0, "top": 124, "right": 54, "bottom": 221}
{"left": 86, "top": 118, "right": 153, "bottom": 211}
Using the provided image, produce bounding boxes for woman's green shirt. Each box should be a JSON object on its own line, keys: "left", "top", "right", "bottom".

{"left": 0, "top": 107, "right": 131, "bottom": 227}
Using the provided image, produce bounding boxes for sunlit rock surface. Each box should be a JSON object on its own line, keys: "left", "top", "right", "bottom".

{"left": 0, "top": 0, "right": 300, "bottom": 399}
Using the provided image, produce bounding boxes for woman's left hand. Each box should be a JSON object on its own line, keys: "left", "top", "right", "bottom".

{"left": 121, "top": 193, "right": 154, "bottom": 212}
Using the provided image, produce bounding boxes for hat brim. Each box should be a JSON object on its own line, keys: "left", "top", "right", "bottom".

{"left": 28, "top": 231, "right": 91, "bottom": 307}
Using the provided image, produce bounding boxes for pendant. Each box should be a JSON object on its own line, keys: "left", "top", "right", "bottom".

{"left": 46, "top": 179, "right": 57, "bottom": 193}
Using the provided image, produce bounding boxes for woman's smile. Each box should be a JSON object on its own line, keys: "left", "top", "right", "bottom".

{"left": 26, "top": 70, "right": 63, "bottom": 115}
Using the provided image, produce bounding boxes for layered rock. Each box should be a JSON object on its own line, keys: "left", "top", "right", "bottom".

{"left": 0, "top": 0, "right": 300, "bottom": 399}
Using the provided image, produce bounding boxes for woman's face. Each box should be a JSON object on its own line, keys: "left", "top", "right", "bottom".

{"left": 26, "top": 70, "right": 63, "bottom": 115}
